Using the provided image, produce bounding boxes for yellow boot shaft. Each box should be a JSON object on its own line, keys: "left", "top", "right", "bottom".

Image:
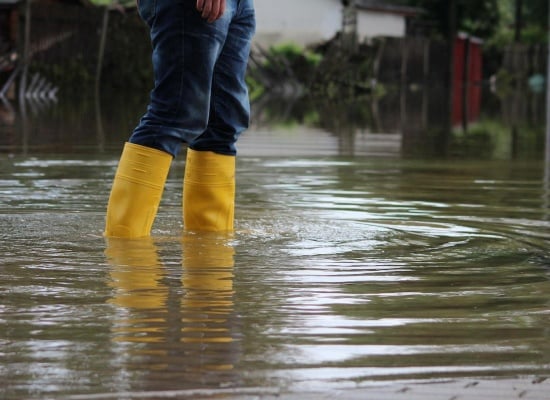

{"left": 183, "top": 149, "right": 235, "bottom": 232}
{"left": 105, "top": 142, "right": 172, "bottom": 238}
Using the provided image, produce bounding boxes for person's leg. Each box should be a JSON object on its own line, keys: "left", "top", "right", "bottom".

{"left": 106, "top": 0, "right": 233, "bottom": 238}
{"left": 130, "top": 0, "right": 234, "bottom": 157}
{"left": 188, "top": 0, "right": 256, "bottom": 156}
{"left": 183, "top": 0, "right": 255, "bottom": 232}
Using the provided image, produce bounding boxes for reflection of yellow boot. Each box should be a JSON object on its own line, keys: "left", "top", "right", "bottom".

{"left": 105, "top": 237, "right": 168, "bottom": 343}
{"left": 105, "top": 142, "right": 172, "bottom": 238}
{"left": 181, "top": 232, "right": 235, "bottom": 349}
{"left": 183, "top": 149, "right": 235, "bottom": 232}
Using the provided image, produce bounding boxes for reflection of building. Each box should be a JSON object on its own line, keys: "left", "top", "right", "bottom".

{"left": 240, "top": 124, "right": 402, "bottom": 158}
{"left": 253, "top": 0, "right": 420, "bottom": 48}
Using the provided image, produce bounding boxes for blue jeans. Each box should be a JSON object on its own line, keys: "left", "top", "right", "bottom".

{"left": 130, "top": 0, "right": 255, "bottom": 157}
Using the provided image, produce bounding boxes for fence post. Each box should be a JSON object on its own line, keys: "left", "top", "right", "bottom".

{"left": 462, "top": 36, "right": 470, "bottom": 132}
{"left": 422, "top": 39, "right": 430, "bottom": 129}
{"left": 95, "top": 5, "right": 110, "bottom": 152}
{"left": 18, "top": 0, "right": 31, "bottom": 101}
{"left": 95, "top": 5, "right": 109, "bottom": 96}
{"left": 400, "top": 39, "right": 409, "bottom": 128}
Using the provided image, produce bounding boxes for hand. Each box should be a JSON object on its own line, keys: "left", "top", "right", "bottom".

{"left": 196, "top": 0, "right": 226, "bottom": 23}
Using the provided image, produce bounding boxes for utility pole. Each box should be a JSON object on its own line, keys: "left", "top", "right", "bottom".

{"left": 341, "top": 0, "right": 358, "bottom": 53}
{"left": 18, "top": 0, "right": 31, "bottom": 101}
{"left": 95, "top": 3, "right": 111, "bottom": 152}
{"left": 440, "top": 0, "right": 457, "bottom": 156}
{"left": 95, "top": 5, "right": 109, "bottom": 95}
{"left": 514, "top": 0, "right": 523, "bottom": 43}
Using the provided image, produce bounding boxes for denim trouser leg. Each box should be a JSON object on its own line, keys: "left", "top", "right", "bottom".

{"left": 189, "top": 1, "right": 255, "bottom": 155}
{"left": 129, "top": 0, "right": 255, "bottom": 158}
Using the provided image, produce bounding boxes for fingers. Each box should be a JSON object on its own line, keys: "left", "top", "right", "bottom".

{"left": 196, "top": 0, "right": 226, "bottom": 23}
{"left": 196, "top": 0, "right": 205, "bottom": 13}
{"left": 213, "top": 0, "right": 226, "bottom": 22}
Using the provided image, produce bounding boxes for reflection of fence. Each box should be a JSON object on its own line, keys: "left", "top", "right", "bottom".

{"left": 374, "top": 35, "right": 484, "bottom": 130}
{"left": 500, "top": 43, "right": 547, "bottom": 133}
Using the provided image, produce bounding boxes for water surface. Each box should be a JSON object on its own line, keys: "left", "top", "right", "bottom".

{"left": 1, "top": 141, "right": 549, "bottom": 398}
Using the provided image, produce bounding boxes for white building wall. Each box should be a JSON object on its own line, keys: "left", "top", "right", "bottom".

{"left": 356, "top": 11, "right": 406, "bottom": 39}
{"left": 253, "top": 0, "right": 407, "bottom": 48}
{"left": 253, "top": 0, "right": 342, "bottom": 48}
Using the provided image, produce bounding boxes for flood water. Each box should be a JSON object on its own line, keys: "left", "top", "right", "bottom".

{"left": 1, "top": 95, "right": 550, "bottom": 399}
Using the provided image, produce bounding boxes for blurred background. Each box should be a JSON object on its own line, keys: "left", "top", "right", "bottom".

{"left": 1, "top": 0, "right": 549, "bottom": 160}
{"left": 2, "top": 3, "right": 550, "bottom": 399}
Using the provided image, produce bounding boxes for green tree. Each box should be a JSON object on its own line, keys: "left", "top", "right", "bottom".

{"left": 395, "top": 0, "right": 500, "bottom": 40}
{"left": 395, "top": 0, "right": 548, "bottom": 46}
{"left": 467, "top": 0, "right": 549, "bottom": 48}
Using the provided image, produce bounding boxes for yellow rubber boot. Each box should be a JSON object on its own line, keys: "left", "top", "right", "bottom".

{"left": 105, "top": 142, "right": 172, "bottom": 238}
{"left": 183, "top": 149, "right": 235, "bottom": 232}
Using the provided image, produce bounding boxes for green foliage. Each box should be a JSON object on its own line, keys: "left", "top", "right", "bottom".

{"left": 522, "top": 0, "right": 549, "bottom": 38}
{"left": 459, "top": 0, "right": 501, "bottom": 39}
{"left": 249, "top": 40, "right": 380, "bottom": 103}
{"left": 451, "top": 121, "right": 498, "bottom": 158}
{"left": 89, "top": 0, "right": 136, "bottom": 6}
{"left": 31, "top": 56, "right": 94, "bottom": 96}
{"left": 395, "top": 0, "right": 500, "bottom": 40}
{"left": 245, "top": 75, "right": 265, "bottom": 101}
{"left": 487, "top": 0, "right": 549, "bottom": 47}
{"left": 264, "top": 42, "right": 322, "bottom": 85}
{"left": 268, "top": 43, "right": 322, "bottom": 67}
{"left": 396, "top": 0, "right": 548, "bottom": 47}
{"left": 449, "top": 117, "right": 545, "bottom": 159}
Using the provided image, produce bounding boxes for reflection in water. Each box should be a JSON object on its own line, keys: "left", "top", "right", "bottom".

{"left": 105, "top": 233, "right": 239, "bottom": 391}
{"left": 181, "top": 233, "right": 238, "bottom": 376}
{"left": 233, "top": 157, "right": 550, "bottom": 388}
{"left": 0, "top": 83, "right": 546, "bottom": 160}
{"left": 1, "top": 152, "right": 549, "bottom": 398}
{"left": 106, "top": 238, "right": 168, "bottom": 342}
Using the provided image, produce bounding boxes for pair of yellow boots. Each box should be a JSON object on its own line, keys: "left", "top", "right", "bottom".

{"left": 104, "top": 142, "right": 235, "bottom": 238}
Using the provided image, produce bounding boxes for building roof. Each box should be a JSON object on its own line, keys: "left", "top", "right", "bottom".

{"left": 355, "top": 0, "right": 421, "bottom": 16}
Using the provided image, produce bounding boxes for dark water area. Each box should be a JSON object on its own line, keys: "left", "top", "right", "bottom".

{"left": 1, "top": 89, "right": 550, "bottom": 399}
{"left": 0, "top": 82, "right": 548, "bottom": 159}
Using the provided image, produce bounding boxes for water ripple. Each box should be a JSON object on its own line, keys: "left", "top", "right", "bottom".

{"left": 1, "top": 155, "right": 549, "bottom": 398}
